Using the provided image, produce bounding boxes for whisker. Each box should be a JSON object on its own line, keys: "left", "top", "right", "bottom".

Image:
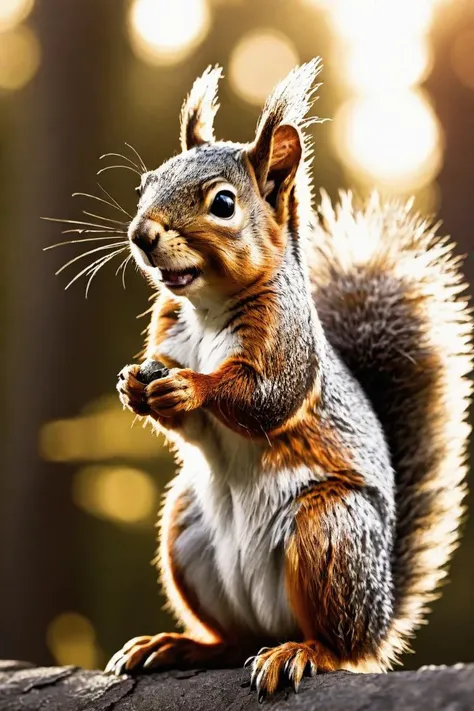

{"left": 73, "top": 191, "right": 130, "bottom": 216}
{"left": 85, "top": 248, "right": 126, "bottom": 298}
{"left": 115, "top": 253, "right": 133, "bottom": 289}
{"left": 97, "top": 165, "right": 141, "bottom": 177}
{"left": 121, "top": 255, "right": 133, "bottom": 289}
{"left": 60, "top": 228, "right": 126, "bottom": 235}
{"left": 100, "top": 152, "right": 141, "bottom": 173}
{"left": 97, "top": 183, "right": 133, "bottom": 218}
{"left": 44, "top": 235, "right": 127, "bottom": 250}
{"left": 64, "top": 247, "right": 126, "bottom": 292}
{"left": 125, "top": 142, "right": 148, "bottom": 172}
{"left": 56, "top": 241, "right": 125, "bottom": 275}
{"left": 115, "top": 254, "right": 128, "bottom": 277}
{"left": 64, "top": 252, "right": 116, "bottom": 291}
{"left": 82, "top": 210, "right": 128, "bottom": 227}
{"left": 42, "top": 216, "right": 117, "bottom": 231}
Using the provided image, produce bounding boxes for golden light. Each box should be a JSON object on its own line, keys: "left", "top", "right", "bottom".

{"left": 127, "top": 0, "right": 210, "bottom": 66}
{"left": 73, "top": 465, "right": 158, "bottom": 525}
{"left": 451, "top": 28, "right": 474, "bottom": 92}
{"left": 413, "top": 181, "right": 440, "bottom": 215}
{"left": 333, "top": 91, "right": 442, "bottom": 189}
{"left": 0, "top": 25, "right": 40, "bottom": 91}
{"left": 40, "top": 396, "right": 165, "bottom": 462}
{"left": 47, "top": 612, "right": 101, "bottom": 669}
{"left": 0, "top": 0, "right": 33, "bottom": 32}
{"left": 301, "top": 0, "right": 332, "bottom": 9}
{"left": 340, "top": 36, "right": 432, "bottom": 93}
{"left": 329, "top": 0, "right": 434, "bottom": 40}
{"left": 229, "top": 30, "right": 299, "bottom": 105}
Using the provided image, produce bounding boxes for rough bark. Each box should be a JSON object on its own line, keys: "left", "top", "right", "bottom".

{"left": 0, "top": 660, "right": 473, "bottom": 711}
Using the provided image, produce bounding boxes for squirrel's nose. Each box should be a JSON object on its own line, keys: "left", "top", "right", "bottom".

{"left": 131, "top": 219, "right": 160, "bottom": 254}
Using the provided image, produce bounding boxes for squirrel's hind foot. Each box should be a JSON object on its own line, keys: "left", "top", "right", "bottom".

{"left": 245, "top": 641, "right": 338, "bottom": 702}
{"left": 104, "top": 632, "right": 226, "bottom": 676}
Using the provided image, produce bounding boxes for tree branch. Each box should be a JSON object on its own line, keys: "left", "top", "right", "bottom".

{"left": 0, "top": 660, "right": 473, "bottom": 710}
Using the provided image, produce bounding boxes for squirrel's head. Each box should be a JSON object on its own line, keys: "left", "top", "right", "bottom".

{"left": 128, "top": 60, "right": 323, "bottom": 299}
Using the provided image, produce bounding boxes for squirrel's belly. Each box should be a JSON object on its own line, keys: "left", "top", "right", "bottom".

{"left": 172, "top": 444, "right": 300, "bottom": 640}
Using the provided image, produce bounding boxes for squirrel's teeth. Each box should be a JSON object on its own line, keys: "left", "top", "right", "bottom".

{"left": 161, "top": 268, "right": 198, "bottom": 288}
{"left": 171, "top": 273, "right": 193, "bottom": 286}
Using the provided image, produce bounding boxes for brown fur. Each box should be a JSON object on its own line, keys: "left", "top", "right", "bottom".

{"left": 145, "top": 294, "right": 182, "bottom": 368}
{"left": 286, "top": 480, "right": 373, "bottom": 663}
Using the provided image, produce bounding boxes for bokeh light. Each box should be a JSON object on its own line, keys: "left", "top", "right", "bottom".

{"left": 127, "top": 0, "right": 210, "bottom": 66}
{"left": 0, "top": 26, "right": 40, "bottom": 91}
{"left": 340, "top": 36, "right": 432, "bottom": 93}
{"left": 451, "top": 28, "right": 474, "bottom": 92}
{"left": 329, "top": 0, "right": 434, "bottom": 40}
{"left": 0, "top": 0, "right": 33, "bottom": 32}
{"left": 323, "top": 0, "right": 444, "bottom": 193}
{"left": 72, "top": 465, "right": 158, "bottom": 526}
{"left": 40, "top": 396, "right": 163, "bottom": 461}
{"left": 46, "top": 613, "right": 101, "bottom": 669}
{"left": 333, "top": 91, "right": 442, "bottom": 189}
{"left": 229, "top": 30, "right": 299, "bottom": 105}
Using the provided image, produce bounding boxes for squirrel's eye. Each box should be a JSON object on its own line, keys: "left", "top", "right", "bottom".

{"left": 209, "top": 190, "right": 235, "bottom": 219}
{"left": 135, "top": 186, "right": 142, "bottom": 198}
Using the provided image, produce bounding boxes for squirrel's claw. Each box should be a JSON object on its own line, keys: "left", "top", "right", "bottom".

{"left": 246, "top": 642, "right": 320, "bottom": 699}
{"left": 104, "top": 649, "right": 129, "bottom": 676}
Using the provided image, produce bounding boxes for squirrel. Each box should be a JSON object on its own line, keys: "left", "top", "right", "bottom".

{"left": 104, "top": 59, "right": 472, "bottom": 699}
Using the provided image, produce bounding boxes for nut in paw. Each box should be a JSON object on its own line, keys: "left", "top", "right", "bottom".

{"left": 146, "top": 368, "right": 205, "bottom": 417}
{"left": 117, "top": 364, "right": 149, "bottom": 417}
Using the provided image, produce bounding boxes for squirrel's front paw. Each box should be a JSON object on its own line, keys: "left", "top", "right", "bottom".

{"left": 146, "top": 369, "right": 205, "bottom": 417}
{"left": 117, "top": 364, "right": 150, "bottom": 417}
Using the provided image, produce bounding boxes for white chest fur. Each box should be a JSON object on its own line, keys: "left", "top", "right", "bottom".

{"left": 160, "top": 300, "right": 239, "bottom": 375}
{"left": 157, "top": 300, "right": 313, "bottom": 638}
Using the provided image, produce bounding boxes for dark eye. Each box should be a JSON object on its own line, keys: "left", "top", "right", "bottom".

{"left": 209, "top": 190, "right": 235, "bottom": 219}
{"left": 135, "top": 185, "right": 142, "bottom": 198}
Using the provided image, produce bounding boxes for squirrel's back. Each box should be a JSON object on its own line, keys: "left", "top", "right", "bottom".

{"left": 311, "top": 190, "right": 472, "bottom": 668}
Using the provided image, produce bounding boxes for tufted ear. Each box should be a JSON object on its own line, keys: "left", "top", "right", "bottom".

{"left": 246, "top": 58, "right": 323, "bottom": 224}
{"left": 179, "top": 65, "right": 223, "bottom": 151}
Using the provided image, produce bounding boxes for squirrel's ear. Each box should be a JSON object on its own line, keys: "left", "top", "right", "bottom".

{"left": 245, "top": 58, "right": 323, "bottom": 224}
{"left": 180, "top": 65, "right": 223, "bottom": 151}
{"left": 247, "top": 123, "right": 302, "bottom": 223}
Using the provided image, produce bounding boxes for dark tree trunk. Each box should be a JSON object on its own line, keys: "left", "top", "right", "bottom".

{"left": 0, "top": 0, "right": 112, "bottom": 663}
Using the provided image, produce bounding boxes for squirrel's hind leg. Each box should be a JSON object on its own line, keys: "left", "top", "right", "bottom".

{"left": 105, "top": 478, "right": 251, "bottom": 676}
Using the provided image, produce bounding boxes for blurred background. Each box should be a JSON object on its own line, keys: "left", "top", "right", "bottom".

{"left": 0, "top": 0, "right": 473, "bottom": 671}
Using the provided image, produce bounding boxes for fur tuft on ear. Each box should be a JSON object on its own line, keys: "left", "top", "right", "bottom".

{"left": 247, "top": 58, "right": 324, "bottom": 222}
{"left": 180, "top": 65, "right": 223, "bottom": 151}
{"left": 256, "top": 57, "right": 323, "bottom": 140}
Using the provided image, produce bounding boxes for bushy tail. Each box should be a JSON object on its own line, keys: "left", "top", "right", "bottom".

{"left": 311, "top": 191, "right": 472, "bottom": 668}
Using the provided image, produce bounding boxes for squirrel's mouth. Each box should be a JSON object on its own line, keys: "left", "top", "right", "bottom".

{"left": 160, "top": 266, "right": 201, "bottom": 289}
